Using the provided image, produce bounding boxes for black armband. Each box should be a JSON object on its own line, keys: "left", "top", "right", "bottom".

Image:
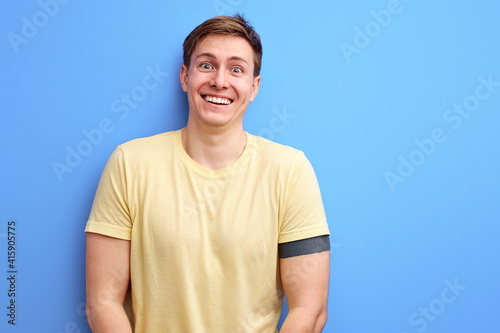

{"left": 278, "top": 235, "right": 330, "bottom": 258}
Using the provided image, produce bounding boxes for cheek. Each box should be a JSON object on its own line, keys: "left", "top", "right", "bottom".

{"left": 186, "top": 78, "right": 201, "bottom": 95}
{"left": 190, "top": 73, "right": 211, "bottom": 88}
{"left": 236, "top": 80, "right": 256, "bottom": 96}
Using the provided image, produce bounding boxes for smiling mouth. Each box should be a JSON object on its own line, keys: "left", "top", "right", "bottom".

{"left": 202, "top": 95, "right": 233, "bottom": 105}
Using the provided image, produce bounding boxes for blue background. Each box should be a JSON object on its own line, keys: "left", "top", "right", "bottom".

{"left": 2, "top": 0, "right": 499, "bottom": 332}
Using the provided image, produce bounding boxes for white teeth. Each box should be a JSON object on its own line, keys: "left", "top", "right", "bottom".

{"left": 203, "top": 95, "right": 232, "bottom": 105}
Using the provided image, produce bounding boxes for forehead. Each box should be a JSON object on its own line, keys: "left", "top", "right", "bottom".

{"left": 192, "top": 34, "right": 254, "bottom": 63}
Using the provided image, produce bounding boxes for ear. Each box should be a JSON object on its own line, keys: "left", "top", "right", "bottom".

{"left": 249, "top": 75, "right": 261, "bottom": 102}
{"left": 180, "top": 64, "right": 189, "bottom": 92}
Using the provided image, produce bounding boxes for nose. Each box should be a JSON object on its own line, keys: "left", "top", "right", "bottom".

{"left": 210, "top": 69, "right": 228, "bottom": 90}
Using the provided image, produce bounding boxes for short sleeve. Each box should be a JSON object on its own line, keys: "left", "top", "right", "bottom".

{"left": 278, "top": 153, "right": 330, "bottom": 244}
{"left": 84, "top": 146, "right": 132, "bottom": 240}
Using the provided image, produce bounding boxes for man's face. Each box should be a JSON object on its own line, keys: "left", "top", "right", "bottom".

{"left": 180, "top": 34, "right": 261, "bottom": 130}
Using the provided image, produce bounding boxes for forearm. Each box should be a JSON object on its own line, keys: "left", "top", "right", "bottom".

{"left": 86, "top": 301, "right": 133, "bottom": 333}
{"left": 279, "top": 306, "right": 327, "bottom": 333}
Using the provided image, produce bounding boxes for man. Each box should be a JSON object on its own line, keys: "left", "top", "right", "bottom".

{"left": 85, "top": 14, "right": 330, "bottom": 332}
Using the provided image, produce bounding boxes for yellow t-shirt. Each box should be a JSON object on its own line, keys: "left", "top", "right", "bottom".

{"left": 85, "top": 129, "right": 329, "bottom": 332}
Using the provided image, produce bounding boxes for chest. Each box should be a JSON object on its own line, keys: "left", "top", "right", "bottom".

{"left": 129, "top": 165, "right": 283, "bottom": 260}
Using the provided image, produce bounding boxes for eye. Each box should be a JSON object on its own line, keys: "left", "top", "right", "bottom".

{"left": 231, "top": 67, "right": 243, "bottom": 73}
{"left": 200, "top": 63, "right": 213, "bottom": 70}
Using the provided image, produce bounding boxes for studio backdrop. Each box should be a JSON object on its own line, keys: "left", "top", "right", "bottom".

{"left": 1, "top": 0, "right": 499, "bottom": 332}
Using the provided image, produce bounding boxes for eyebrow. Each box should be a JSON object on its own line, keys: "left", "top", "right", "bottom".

{"left": 196, "top": 52, "right": 248, "bottom": 64}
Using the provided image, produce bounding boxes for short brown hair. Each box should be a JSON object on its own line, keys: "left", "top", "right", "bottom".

{"left": 183, "top": 14, "right": 263, "bottom": 77}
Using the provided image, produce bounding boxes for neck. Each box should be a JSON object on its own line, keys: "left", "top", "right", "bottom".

{"left": 181, "top": 122, "right": 247, "bottom": 170}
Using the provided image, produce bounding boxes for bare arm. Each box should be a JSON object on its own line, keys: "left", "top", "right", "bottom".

{"left": 86, "top": 232, "right": 133, "bottom": 333}
{"left": 279, "top": 250, "right": 330, "bottom": 333}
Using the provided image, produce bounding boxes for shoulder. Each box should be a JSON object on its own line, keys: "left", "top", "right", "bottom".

{"left": 249, "top": 134, "right": 308, "bottom": 170}
{"left": 119, "top": 130, "right": 177, "bottom": 151}
{"left": 116, "top": 130, "right": 179, "bottom": 160}
{"left": 104, "top": 130, "right": 179, "bottom": 171}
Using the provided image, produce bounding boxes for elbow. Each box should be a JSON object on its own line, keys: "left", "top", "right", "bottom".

{"left": 314, "top": 306, "right": 328, "bottom": 333}
{"left": 285, "top": 305, "right": 328, "bottom": 333}
{"left": 85, "top": 298, "right": 110, "bottom": 331}
{"left": 85, "top": 296, "right": 106, "bottom": 328}
{"left": 86, "top": 302, "right": 95, "bottom": 329}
